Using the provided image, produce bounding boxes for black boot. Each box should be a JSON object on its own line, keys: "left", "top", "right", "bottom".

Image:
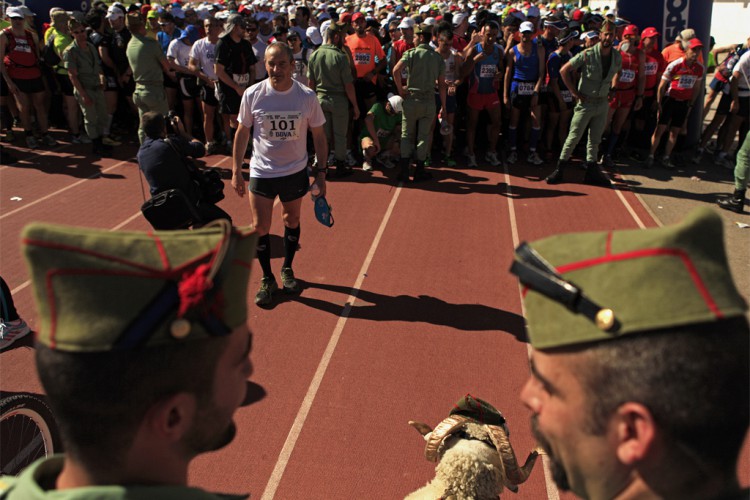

{"left": 717, "top": 189, "right": 746, "bottom": 213}
{"left": 334, "top": 159, "right": 352, "bottom": 178}
{"left": 92, "top": 137, "right": 113, "bottom": 156}
{"left": 583, "top": 161, "right": 610, "bottom": 186}
{"left": 545, "top": 159, "right": 567, "bottom": 184}
{"left": 396, "top": 157, "right": 411, "bottom": 183}
{"left": 412, "top": 163, "right": 432, "bottom": 182}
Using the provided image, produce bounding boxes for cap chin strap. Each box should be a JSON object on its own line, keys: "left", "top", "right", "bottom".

{"left": 510, "top": 242, "right": 620, "bottom": 333}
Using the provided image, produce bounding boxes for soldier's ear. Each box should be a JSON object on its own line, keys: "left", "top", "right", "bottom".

{"left": 144, "top": 392, "right": 199, "bottom": 443}
{"left": 612, "top": 401, "right": 657, "bottom": 466}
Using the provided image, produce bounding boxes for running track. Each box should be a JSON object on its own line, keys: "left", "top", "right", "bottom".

{"left": 1, "top": 137, "right": 748, "bottom": 499}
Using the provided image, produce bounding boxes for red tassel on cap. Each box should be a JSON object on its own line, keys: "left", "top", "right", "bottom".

{"left": 178, "top": 263, "right": 213, "bottom": 318}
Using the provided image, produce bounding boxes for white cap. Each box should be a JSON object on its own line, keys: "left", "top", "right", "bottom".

{"left": 19, "top": 5, "right": 35, "bottom": 16}
{"left": 520, "top": 21, "right": 535, "bottom": 33}
{"left": 106, "top": 5, "right": 125, "bottom": 20}
{"left": 398, "top": 17, "right": 415, "bottom": 29}
{"left": 452, "top": 12, "right": 467, "bottom": 26}
{"left": 419, "top": 4, "right": 430, "bottom": 14}
{"left": 387, "top": 94, "right": 404, "bottom": 113}
{"left": 306, "top": 26, "right": 323, "bottom": 45}
{"left": 5, "top": 6, "right": 24, "bottom": 19}
{"left": 424, "top": 16, "right": 436, "bottom": 25}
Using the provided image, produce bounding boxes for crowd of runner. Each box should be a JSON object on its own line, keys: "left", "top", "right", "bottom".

{"left": 0, "top": 1, "right": 748, "bottom": 184}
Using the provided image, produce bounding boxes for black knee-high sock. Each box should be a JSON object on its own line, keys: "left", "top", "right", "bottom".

{"left": 283, "top": 225, "right": 300, "bottom": 268}
{"left": 256, "top": 234, "right": 273, "bottom": 278}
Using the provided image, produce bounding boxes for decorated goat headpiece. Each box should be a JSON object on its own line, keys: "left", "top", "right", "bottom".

{"left": 409, "top": 394, "right": 539, "bottom": 492}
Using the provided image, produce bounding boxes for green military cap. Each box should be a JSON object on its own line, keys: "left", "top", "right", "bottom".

{"left": 510, "top": 208, "right": 747, "bottom": 350}
{"left": 327, "top": 21, "right": 346, "bottom": 34}
{"left": 414, "top": 23, "right": 432, "bottom": 35}
{"left": 22, "top": 221, "right": 257, "bottom": 352}
{"left": 449, "top": 393, "right": 507, "bottom": 428}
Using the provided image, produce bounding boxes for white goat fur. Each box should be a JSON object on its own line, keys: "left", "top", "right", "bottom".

{"left": 405, "top": 423, "right": 505, "bottom": 500}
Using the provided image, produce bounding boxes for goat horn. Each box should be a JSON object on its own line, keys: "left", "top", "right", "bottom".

{"left": 408, "top": 421, "right": 433, "bottom": 437}
{"left": 486, "top": 424, "right": 540, "bottom": 486}
{"left": 424, "top": 415, "right": 472, "bottom": 462}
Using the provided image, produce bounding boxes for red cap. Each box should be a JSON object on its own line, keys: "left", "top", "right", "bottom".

{"left": 351, "top": 12, "right": 364, "bottom": 22}
{"left": 340, "top": 12, "right": 352, "bottom": 22}
{"left": 572, "top": 9, "right": 583, "bottom": 21}
{"left": 688, "top": 38, "right": 703, "bottom": 50}
{"left": 623, "top": 24, "right": 639, "bottom": 37}
{"left": 641, "top": 27, "right": 659, "bottom": 39}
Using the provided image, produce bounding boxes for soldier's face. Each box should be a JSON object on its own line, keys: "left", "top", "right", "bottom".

{"left": 184, "top": 325, "right": 254, "bottom": 454}
{"left": 600, "top": 30, "right": 614, "bottom": 47}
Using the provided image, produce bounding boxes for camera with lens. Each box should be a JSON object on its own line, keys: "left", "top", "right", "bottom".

{"left": 165, "top": 111, "right": 179, "bottom": 135}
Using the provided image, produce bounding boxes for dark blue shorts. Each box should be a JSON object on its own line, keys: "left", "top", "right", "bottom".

{"left": 435, "top": 93, "right": 457, "bottom": 114}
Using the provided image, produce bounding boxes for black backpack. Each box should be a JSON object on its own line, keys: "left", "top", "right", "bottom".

{"left": 41, "top": 32, "right": 61, "bottom": 68}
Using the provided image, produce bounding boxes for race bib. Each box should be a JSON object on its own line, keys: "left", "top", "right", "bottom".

{"left": 261, "top": 111, "right": 302, "bottom": 142}
{"left": 560, "top": 89, "right": 572, "bottom": 102}
{"left": 480, "top": 64, "right": 496, "bottom": 78}
{"left": 233, "top": 73, "right": 250, "bottom": 86}
{"left": 644, "top": 61, "right": 657, "bottom": 76}
{"left": 15, "top": 40, "right": 32, "bottom": 53}
{"left": 518, "top": 81, "right": 534, "bottom": 95}
{"left": 620, "top": 69, "right": 635, "bottom": 83}
{"left": 677, "top": 74, "right": 697, "bottom": 89}
{"left": 354, "top": 51, "right": 371, "bottom": 66}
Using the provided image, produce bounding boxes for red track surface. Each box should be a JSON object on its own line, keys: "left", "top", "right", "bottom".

{"left": 1, "top": 138, "right": 747, "bottom": 499}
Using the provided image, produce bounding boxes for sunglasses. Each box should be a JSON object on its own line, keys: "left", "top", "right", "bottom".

{"left": 158, "top": 22, "right": 171, "bottom": 26}
{"left": 72, "top": 29, "right": 85, "bottom": 34}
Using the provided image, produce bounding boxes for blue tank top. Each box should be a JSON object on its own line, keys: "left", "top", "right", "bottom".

{"left": 511, "top": 43, "right": 540, "bottom": 95}
{"left": 471, "top": 43, "right": 501, "bottom": 95}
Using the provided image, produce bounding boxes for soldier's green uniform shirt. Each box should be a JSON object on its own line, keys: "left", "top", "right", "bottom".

{"left": 401, "top": 43, "right": 445, "bottom": 98}
{"left": 0, "top": 457, "right": 248, "bottom": 499}
{"left": 306, "top": 44, "right": 353, "bottom": 98}
{"left": 126, "top": 33, "right": 166, "bottom": 89}
{"left": 63, "top": 41, "right": 102, "bottom": 89}
{"left": 567, "top": 42, "right": 622, "bottom": 98}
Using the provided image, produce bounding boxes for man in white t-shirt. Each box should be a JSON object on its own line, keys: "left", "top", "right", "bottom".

{"left": 231, "top": 42, "right": 328, "bottom": 306}
{"left": 189, "top": 17, "right": 223, "bottom": 154}
{"left": 246, "top": 17, "right": 268, "bottom": 81}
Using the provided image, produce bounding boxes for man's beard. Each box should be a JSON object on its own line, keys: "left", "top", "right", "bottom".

{"left": 602, "top": 39, "right": 612, "bottom": 48}
{"left": 184, "top": 407, "right": 237, "bottom": 455}
{"left": 531, "top": 415, "right": 571, "bottom": 491}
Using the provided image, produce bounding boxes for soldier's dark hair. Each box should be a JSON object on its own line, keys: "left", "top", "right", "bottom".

{"left": 576, "top": 316, "right": 749, "bottom": 472}
{"left": 36, "top": 338, "right": 227, "bottom": 469}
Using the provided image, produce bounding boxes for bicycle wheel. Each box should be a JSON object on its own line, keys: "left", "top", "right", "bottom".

{"left": 0, "top": 393, "right": 63, "bottom": 475}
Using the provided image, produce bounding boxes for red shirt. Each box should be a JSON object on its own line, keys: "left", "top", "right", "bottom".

{"left": 616, "top": 48, "right": 639, "bottom": 90}
{"left": 643, "top": 49, "right": 666, "bottom": 96}
{"left": 391, "top": 39, "right": 414, "bottom": 67}
{"left": 662, "top": 57, "right": 704, "bottom": 101}
{"left": 452, "top": 34, "right": 467, "bottom": 52}
{"left": 2, "top": 28, "right": 42, "bottom": 80}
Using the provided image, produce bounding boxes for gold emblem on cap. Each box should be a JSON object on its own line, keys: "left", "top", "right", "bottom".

{"left": 595, "top": 309, "right": 615, "bottom": 331}
{"left": 170, "top": 318, "right": 191, "bottom": 339}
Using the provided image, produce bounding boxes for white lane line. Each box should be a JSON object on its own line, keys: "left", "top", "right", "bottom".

{"left": 260, "top": 184, "right": 404, "bottom": 500}
{"left": 612, "top": 180, "right": 647, "bottom": 229}
{"left": 0, "top": 159, "right": 132, "bottom": 220}
{"left": 502, "top": 165, "right": 560, "bottom": 500}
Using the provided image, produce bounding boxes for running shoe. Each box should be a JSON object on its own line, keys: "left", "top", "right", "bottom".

{"left": 255, "top": 276, "right": 279, "bottom": 305}
{"left": 3, "top": 130, "right": 15, "bottom": 142}
{"left": 506, "top": 150, "right": 518, "bottom": 164}
{"left": 280, "top": 267, "right": 300, "bottom": 293}
{"left": 25, "top": 135, "right": 39, "bottom": 148}
{"left": 43, "top": 134, "right": 58, "bottom": 147}
{"left": 601, "top": 154, "right": 614, "bottom": 168}
{"left": 79, "top": 134, "right": 92, "bottom": 144}
{"left": 642, "top": 155, "right": 654, "bottom": 169}
{"left": 443, "top": 156, "right": 457, "bottom": 167}
{"left": 485, "top": 151, "right": 501, "bottom": 167}
{"left": 102, "top": 135, "right": 121, "bottom": 146}
{"left": 71, "top": 134, "right": 83, "bottom": 144}
{"left": 527, "top": 151, "right": 544, "bottom": 166}
{"left": 661, "top": 156, "right": 676, "bottom": 170}
{"left": 423, "top": 156, "right": 431, "bottom": 167}
{"left": 362, "top": 159, "right": 374, "bottom": 171}
{"left": 466, "top": 153, "right": 477, "bottom": 167}
{"left": 715, "top": 156, "right": 734, "bottom": 170}
{"left": 327, "top": 152, "right": 335, "bottom": 164}
{"left": 0, "top": 318, "right": 31, "bottom": 350}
